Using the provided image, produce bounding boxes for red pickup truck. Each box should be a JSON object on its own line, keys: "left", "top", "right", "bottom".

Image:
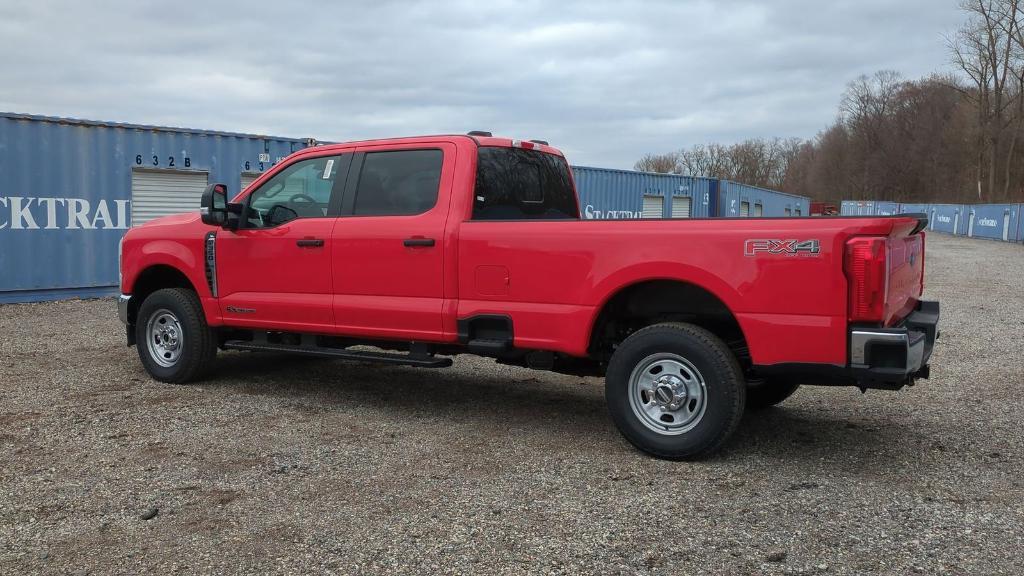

{"left": 117, "top": 133, "right": 939, "bottom": 459}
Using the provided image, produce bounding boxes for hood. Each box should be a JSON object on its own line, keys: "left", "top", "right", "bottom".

{"left": 139, "top": 211, "right": 201, "bottom": 227}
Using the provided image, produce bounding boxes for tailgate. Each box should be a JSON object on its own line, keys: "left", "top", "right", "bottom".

{"left": 884, "top": 231, "right": 925, "bottom": 326}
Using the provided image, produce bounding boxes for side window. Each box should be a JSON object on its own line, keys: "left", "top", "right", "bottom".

{"left": 472, "top": 146, "right": 579, "bottom": 220}
{"left": 352, "top": 149, "right": 443, "bottom": 216}
{"left": 246, "top": 155, "right": 342, "bottom": 228}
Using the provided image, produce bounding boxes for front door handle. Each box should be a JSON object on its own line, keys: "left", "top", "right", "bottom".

{"left": 403, "top": 237, "right": 435, "bottom": 247}
{"left": 296, "top": 238, "right": 325, "bottom": 248}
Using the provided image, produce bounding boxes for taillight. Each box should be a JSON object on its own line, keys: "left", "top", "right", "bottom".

{"left": 844, "top": 236, "right": 888, "bottom": 323}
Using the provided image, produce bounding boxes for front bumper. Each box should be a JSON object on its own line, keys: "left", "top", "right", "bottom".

{"left": 117, "top": 293, "right": 132, "bottom": 325}
{"left": 849, "top": 300, "right": 939, "bottom": 387}
{"left": 117, "top": 294, "right": 136, "bottom": 346}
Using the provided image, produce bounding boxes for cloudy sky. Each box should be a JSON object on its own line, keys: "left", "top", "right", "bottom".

{"left": 0, "top": 0, "right": 964, "bottom": 168}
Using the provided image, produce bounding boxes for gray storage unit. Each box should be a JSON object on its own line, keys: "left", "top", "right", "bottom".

{"left": 240, "top": 172, "right": 262, "bottom": 192}
{"left": 130, "top": 169, "right": 209, "bottom": 226}
{"left": 642, "top": 194, "right": 663, "bottom": 218}
{"left": 671, "top": 196, "right": 692, "bottom": 218}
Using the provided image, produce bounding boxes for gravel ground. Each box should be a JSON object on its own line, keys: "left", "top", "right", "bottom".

{"left": 1, "top": 233, "right": 1022, "bottom": 575}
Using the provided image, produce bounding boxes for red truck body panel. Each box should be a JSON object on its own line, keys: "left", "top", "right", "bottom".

{"left": 121, "top": 135, "right": 927, "bottom": 371}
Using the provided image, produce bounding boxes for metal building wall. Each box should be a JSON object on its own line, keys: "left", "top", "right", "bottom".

{"left": 717, "top": 181, "right": 810, "bottom": 217}
{"left": 0, "top": 113, "right": 311, "bottom": 303}
{"left": 571, "top": 166, "right": 713, "bottom": 219}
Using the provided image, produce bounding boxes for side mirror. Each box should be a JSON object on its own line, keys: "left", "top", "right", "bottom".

{"left": 200, "top": 184, "right": 229, "bottom": 226}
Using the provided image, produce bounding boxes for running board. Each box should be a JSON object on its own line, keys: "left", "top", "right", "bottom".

{"left": 222, "top": 340, "right": 453, "bottom": 368}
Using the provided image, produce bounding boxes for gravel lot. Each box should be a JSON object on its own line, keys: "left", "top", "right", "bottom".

{"left": 1, "top": 233, "right": 1022, "bottom": 575}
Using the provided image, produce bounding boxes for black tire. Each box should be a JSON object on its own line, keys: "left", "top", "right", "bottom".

{"left": 135, "top": 288, "right": 217, "bottom": 383}
{"left": 745, "top": 379, "right": 800, "bottom": 410}
{"left": 605, "top": 322, "right": 745, "bottom": 460}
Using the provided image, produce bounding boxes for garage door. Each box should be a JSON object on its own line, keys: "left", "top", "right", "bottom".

{"left": 739, "top": 201, "right": 750, "bottom": 217}
{"left": 753, "top": 203, "right": 763, "bottom": 217}
{"left": 671, "top": 196, "right": 692, "bottom": 218}
{"left": 642, "top": 195, "right": 663, "bottom": 218}
{"left": 240, "top": 172, "right": 262, "bottom": 192}
{"left": 131, "top": 170, "right": 209, "bottom": 226}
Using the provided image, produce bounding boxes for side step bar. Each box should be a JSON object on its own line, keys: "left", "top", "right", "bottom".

{"left": 222, "top": 340, "right": 453, "bottom": 368}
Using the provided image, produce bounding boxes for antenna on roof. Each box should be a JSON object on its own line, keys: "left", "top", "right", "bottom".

{"left": 529, "top": 139, "right": 549, "bottom": 145}
{"left": 467, "top": 130, "right": 492, "bottom": 137}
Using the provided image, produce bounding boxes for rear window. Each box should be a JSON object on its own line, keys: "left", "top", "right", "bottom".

{"left": 472, "top": 146, "right": 579, "bottom": 220}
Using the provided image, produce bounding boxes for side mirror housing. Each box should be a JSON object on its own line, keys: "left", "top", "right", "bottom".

{"left": 201, "top": 184, "right": 242, "bottom": 228}
{"left": 200, "top": 184, "right": 228, "bottom": 226}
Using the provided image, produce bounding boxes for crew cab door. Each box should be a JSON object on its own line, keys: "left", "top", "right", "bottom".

{"left": 330, "top": 143, "right": 455, "bottom": 341}
{"left": 216, "top": 153, "right": 351, "bottom": 331}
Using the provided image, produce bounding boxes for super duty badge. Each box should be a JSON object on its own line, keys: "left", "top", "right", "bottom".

{"left": 744, "top": 239, "right": 820, "bottom": 257}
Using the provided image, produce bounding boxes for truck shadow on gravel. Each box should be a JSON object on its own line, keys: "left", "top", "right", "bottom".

{"left": 194, "top": 352, "right": 910, "bottom": 464}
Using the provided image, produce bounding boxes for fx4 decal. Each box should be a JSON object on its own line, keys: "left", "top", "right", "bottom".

{"left": 744, "top": 239, "right": 821, "bottom": 257}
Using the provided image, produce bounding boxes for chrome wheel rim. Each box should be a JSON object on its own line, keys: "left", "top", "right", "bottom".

{"left": 146, "top": 309, "right": 183, "bottom": 368}
{"left": 628, "top": 353, "right": 707, "bottom": 435}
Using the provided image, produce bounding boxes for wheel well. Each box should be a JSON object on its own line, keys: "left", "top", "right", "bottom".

{"left": 127, "top": 265, "right": 196, "bottom": 324}
{"left": 588, "top": 280, "right": 749, "bottom": 366}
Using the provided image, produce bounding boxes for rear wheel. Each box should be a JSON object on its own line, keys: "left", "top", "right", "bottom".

{"left": 745, "top": 379, "right": 800, "bottom": 410}
{"left": 605, "top": 322, "right": 745, "bottom": 459}
{"left": 135, "top": 288, "right": 217, "bottom": 383}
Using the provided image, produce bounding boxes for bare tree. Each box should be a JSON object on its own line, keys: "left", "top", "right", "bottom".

{"left": 950, "top": 0, "right": 1020, "bottom": 201}
{"left": 633, "top": 152, "right": 680, "bottom": 174}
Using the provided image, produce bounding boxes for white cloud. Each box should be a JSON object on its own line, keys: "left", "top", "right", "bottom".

{"left": 0, "top": 0, "right": 965, "bottom": 168}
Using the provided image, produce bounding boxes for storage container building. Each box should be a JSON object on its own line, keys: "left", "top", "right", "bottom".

{"left": 963, "top": 203, "right": 1020, "bottom": 242}
{"left": 572, "top": 166, "right": 715, "bottom": 219}
{"left": 0, "top": 113, "right": 312, "bottom": 303}
{"left": 717, "top": 181, "right": 810, "bottom": 218}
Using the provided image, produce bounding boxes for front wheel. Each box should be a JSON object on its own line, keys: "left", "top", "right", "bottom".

{"left": 605, "top": 323, "right": 746, "bottom": 459}
{"left": 135, "top": 288, "right": 217, "bottom": 383}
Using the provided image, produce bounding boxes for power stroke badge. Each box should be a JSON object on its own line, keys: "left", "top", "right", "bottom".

{"left": 744, "top": 239, "right": 821, "bottom": 257}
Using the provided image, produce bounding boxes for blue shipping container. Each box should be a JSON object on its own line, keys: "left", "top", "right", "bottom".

{"left": 0, "top": 113, "right": 311, "bottom": 303}
{"left": 873, "top": 201, "right": 899, "bottom": 216}
{"left": 840, "top": 200, "right": 876, "bottom": 216}
{"left": 898, "top": 203, "right": 930, "bottom": 215}
{"left": 717, "top": 181, "right": 809, "bottom": 217}
{"left": 927, "top": 204, "right": 966, "bottom": 235}
{"left": 571, "top": 166, "right": 714, "bottom": 219}
{"left": 964, "top": 203, "right": 1021, "bottom": 242}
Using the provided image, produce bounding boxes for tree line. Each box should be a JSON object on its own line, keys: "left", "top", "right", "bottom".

{"left": 635, "top": 1, "right": 1024, "bottom": 204}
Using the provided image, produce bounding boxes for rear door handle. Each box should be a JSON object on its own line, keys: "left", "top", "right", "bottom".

{"left": 403, "top": 237, "right": 435, "bottom": 247}
{"left": 296, "top": 238, "right": 325, "bottom": 248}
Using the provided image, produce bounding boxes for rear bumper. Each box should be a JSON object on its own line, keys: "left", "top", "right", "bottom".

{"left": 849, "top": 300, "right": 939, "bottom": 386}
{"left": 753, "top": 300, "right": 939, "bottom": 390}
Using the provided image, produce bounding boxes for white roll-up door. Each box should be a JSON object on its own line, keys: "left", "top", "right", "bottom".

{"left": 642, "top": 195, "right": 663, "bottom": 218}
{"left": 784, "top": 207, "right": 792, "bottom": 216}
{"left": 240, "top": 172, "right": 261, "bottom": 192}
{"left": 671, "top": 196, "right": 692, "bottom": 218}
{"left": 739, "top": 201, "right": 750, "bottom": 217}
{"left": 131, "top": 169, "right": 209, "bottom": 226}
{"left": 753, "top": 203, "right": 763, "bottom": 217}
